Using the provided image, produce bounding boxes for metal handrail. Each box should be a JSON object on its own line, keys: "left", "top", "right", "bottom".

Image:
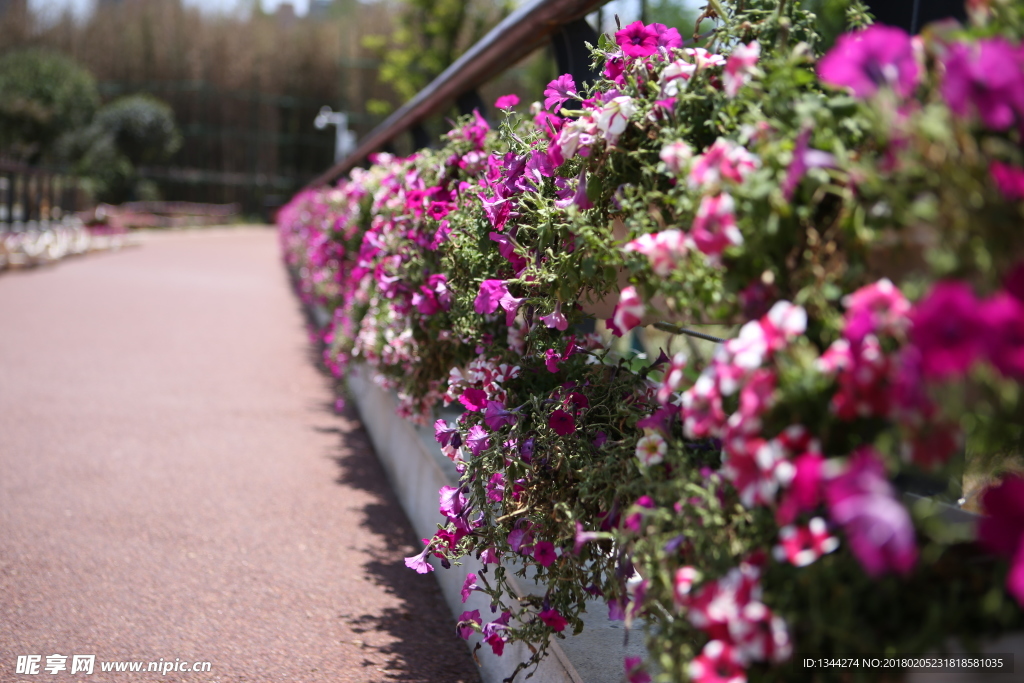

{"left": 306, "top": 0, "right": 606, "bottom": 189}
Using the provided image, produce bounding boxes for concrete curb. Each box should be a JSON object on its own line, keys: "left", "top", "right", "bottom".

{"left": 347, "top": 363, "right": 648, "bottom": 683}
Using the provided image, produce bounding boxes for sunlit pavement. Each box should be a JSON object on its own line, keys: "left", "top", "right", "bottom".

{"left": 0, "top": 227, "right": 479, "bottom": 683}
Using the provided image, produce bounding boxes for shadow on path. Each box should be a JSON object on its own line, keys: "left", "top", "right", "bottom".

{"left": 317, "top": 406, "right": 482, "bottom": 683}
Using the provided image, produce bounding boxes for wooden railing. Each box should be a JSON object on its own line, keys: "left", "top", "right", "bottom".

{"left": 306, "top": 0, "right": 606, "bottom": 188}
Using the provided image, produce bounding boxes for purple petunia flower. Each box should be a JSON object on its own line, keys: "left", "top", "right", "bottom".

{"left": 615, "top": 21, "right": 659, "bottom": 58}
{"left": 573, "top": 521, "right": 601, "bottom": 555}
{"left": 466, "top": 425, "right": 492, "bottom": 456}
{"left": 782, "top": 128, "right": 837, "bottom": 200}
{"left": 461, "top": 572, "right": 478, "bottom": 603}
{"left": 544, "top": 74, "right": 579, "bottom": 112}
{"left": 817, "top": 24, "right": 920, "bottom": 99}
{"left": 649, "top": 23, "right": 682, "bottom": 50}
{"left": 457, "top": 609, "right": 482, "bottom": 639}
{"left": 548, "top": 409, "right": 576, "bottom": 436}
{"left": 824, "top": 447, "right": 917, "bottom": 577}
{"left": 484, "top": 400, "right": 518, "bottom": 430}
{"left": 404, "top": 539, "right": 435, "bottom": 574}
{"left": 434, "top": 419, "right": 462, "bottom": 449}
{"left": 439, "top": 485, "right": 468, "bottom": 519}
{"left": 486, "top": 472, "right": 506, "bottom": 502}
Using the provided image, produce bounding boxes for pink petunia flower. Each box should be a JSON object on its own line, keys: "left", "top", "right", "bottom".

{"left": 772, "top": 517, "right": 840, "bottom": 567}
{"left": 689, "top": 139, "right": 759, "bottom": 190}
{"left": 608, "top": 285, "right": 645, "bottom": 337}
{"left": 494, "top": 93, "right": 519, "bottom": 109}
{"left": 687, "top": 640, "right": 746, "bottom": 683}
{"left": 691, "top": 193, "right": 743, "bottom": 259}
{"left": 540, "top": 301, "right": 569, "bottom": 331}
{"left": 818, "top": 24, "right": 920, "bottom": 99}
{"left": 723, "top": 41, "right": 761, "bottom": 97}
{"left": 624, "top": 229, "right": 689, "bottom": 276}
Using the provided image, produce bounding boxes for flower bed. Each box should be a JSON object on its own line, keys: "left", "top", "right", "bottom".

{"left": 280, "top": 1, "right": 1024, "bottom": 680}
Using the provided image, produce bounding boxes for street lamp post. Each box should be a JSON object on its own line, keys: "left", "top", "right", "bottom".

{"left": 314, "top": 106, "right": 357, "bottom": 164}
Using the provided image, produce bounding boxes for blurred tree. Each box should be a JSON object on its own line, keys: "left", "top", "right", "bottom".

{"left": 362, "top": 0, "right": 513, "bottom": 115}
{"left": 65, "top": 94, "right": 182, "bottom": 203}
{"left": 0, "top": 48, "right": 99, "bottom": 162}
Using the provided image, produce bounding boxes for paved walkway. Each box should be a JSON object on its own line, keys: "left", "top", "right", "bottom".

{"left": 0, "top": 228, "right": 480, "bottom": 682}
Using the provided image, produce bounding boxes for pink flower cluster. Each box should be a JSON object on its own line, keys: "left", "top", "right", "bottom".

{"left": 680, "top": 559, "right": 792, "bottom": 682}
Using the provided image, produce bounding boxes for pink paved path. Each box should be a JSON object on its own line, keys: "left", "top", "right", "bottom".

{"left": 0, "top": 228, "right": 479, "bottom": 683}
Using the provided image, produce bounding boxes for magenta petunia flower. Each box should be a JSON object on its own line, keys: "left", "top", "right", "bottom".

{"left": 475, "top": 279, "right": 508, "bottom": 315}
{"left": 615, "top": 21, "right": 659, "bottom": 58}
{"left": 817, "top": 24, "right": 920, "bottom": 99}
{"left": 824, "top": 447, "right": 917, "bottom": 577}
{"left": 458, "top": 387, "right": 489, "bottom": 411}
{"left": 548, "top": 409, "right": 576, "bottom": 436}
{"left": 981, "top": 291, "right": 1024, "bottom": 379}
{"left": 943, "top": 38, "right": 1024, "bottom": 132}
{"left": 909, "top": 281, "right": 986, "bottom": 379}
{"left": 461, "top": 572, "right": 478, "bottom": 603}
{"left": 494, "top": 93, "right": 520, "bottom": 109}
{"left": 544, "top": 73, "right": 579, "bottom": 112}
{"left": 990, "top": 161, "right": 1024, "bottom": 201}
{"left": 624, "top": 656, "right": 652, "bottom": 683}
{"left": 532, "top": 541, "right": 557, "bottom": 567}
{"left": 538, "top": 608, "right": 568, "bottom": 632}
{"left": 978, "top": 474, "right": 1024, "bottom": 606}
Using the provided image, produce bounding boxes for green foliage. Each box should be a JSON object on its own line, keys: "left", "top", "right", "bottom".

{"left": 363, "top": 0, "right": 513, "bottom": 112}
{"left": 66, "top": 94, "right": 181, "bottom": 204}
{"left": 0, "top": 48, "right": 99, "bottom": 162}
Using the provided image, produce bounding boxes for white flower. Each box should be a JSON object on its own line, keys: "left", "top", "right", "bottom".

{"left": 635, "top": 433, "right": 667, "bottom": 466}
{"left": 594, "top": 96, "right": 636, "bottom": 144}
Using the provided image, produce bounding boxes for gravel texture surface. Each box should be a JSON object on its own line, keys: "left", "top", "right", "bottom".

{"left": 0, "top": 227, "right": 481, "bottom": 683}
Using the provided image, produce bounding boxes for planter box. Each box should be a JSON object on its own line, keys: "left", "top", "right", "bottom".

{"left": 347, "top": 363, "right": 648, "bottom": 683}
